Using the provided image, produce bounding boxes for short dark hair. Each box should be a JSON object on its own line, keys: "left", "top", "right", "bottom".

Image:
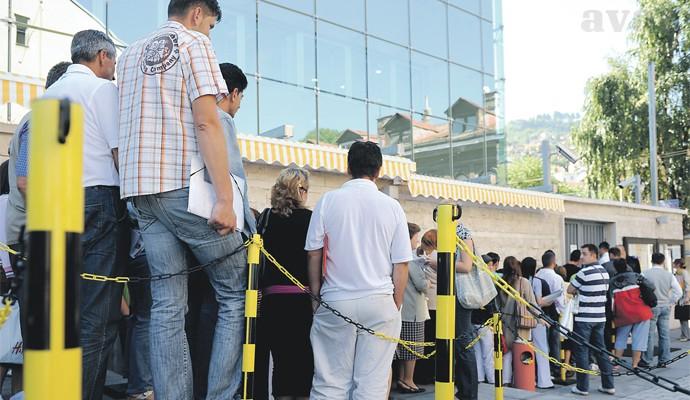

{"left": 609, "top": 247, "right": 621, "bottom": 258}
{"left": 521, "top": 257, "right": 537, "bottom": 279}
{"left": 487, "top": 252, "right": 500, "bottom": 265}
{"left": 613, "top": 258, "right": 628, "bottom": 274}
{"left": 219, "top": 63, "right": 248, "bottom": 94}
{"left": 347, "top": 141, "right": 382, "bottom": 179}
{"left": 599, "top": 241, "right": 610, "bottom": 250}
{"left": 569, "top": 249, "right": 581, "bottom": 262}
{"left": 46, "top": 62, "right": 71, "bottom": 89}
{"left": 651, "top": 253, "right": 665, "bottom": 265}
{"left": 168, "top": 0, "right": 222, "bottom": 20}
{"left": 581, "top": 244, "right": 598, "bottom": 255}
{"left": 541, "top": 251, "right": 556, "bottom": 268}
{"left": 407, "top": 222, "right": 421, "bottom": 240}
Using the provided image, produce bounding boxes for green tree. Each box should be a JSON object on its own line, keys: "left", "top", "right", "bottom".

{"left": 573, "top": 0, "right": 690, "bottom": 228}
{"left": 303, "top": 128, "right": 341, "bottom": 144}
{"left": 507, "top": 156, "right": 543, "bottom": 189}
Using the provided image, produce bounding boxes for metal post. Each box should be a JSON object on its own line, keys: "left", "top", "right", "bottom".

{"left": 435, "top": 204, "right": 460, "bottom": 400}
{"left": 648, "top": 62, "right": 659, "bottom": 206}
{"left": 634, "top": 174, "right": 642, "bottom": 204}
{"left": 242, "top": 234, "right": 261, "bottom": 400}
{"left": 541, "top": 139, "right": 552, "bottom": 192}
{"left": 494, "top": 314, "right": 504, "bottom": 400}
{"left": 25, "top": 99, "right": 84, "bottom": 399}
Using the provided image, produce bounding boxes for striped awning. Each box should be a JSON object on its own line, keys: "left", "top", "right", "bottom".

{"left": 408, "top": 174, "right": 565, "bottom": 212}
{"left": 237, "top": 134, "right": 414, "bottom": 181}
{"left": 0, "top": 73, "right": 44, "bottom": 109}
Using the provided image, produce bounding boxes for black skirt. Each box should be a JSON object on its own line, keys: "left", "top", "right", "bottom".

{"left": 675, "top": 304, "right": 690, "bottom": 321}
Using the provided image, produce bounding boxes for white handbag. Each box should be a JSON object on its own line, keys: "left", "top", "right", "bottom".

{"left": 456, "top": 264, "right": 498, "bottom": 309}
{"left": 0, "top": 301, "right": 23, "bottom": 364}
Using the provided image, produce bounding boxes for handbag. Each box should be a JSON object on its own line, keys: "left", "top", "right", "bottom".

{"left": 675, "top": 304, "right": 690, "bottom": 321}
{"left": 0, "top": 300, "right": 22, "bottom": 364}
{"left": 456, "top": 264, "right": 498, "bottom": 309}
{"left": 514, "top": 280, "right": 537, "bottom": 329}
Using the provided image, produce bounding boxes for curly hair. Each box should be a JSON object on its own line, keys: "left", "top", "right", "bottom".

{"left": 270, "top": 167, "right": 310, "bottom": 217}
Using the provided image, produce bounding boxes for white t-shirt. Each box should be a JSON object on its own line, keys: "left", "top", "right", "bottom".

{"left": 305, "top": 179, "right": 412, "bottom": 301}
{"left": 43, "top": 64, "right": 119, "bottom": 187}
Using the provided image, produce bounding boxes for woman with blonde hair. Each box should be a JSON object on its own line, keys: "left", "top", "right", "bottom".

{"left": 255, "top": 167, "right": 314, "bottom": 400}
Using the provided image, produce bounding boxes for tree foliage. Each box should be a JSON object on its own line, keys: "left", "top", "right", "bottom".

{"left": 574, "top": 0, "right": 690, "bottom": 228}
{"left": 507, "top": 156, "right": 543, "bottom": 189}
{"left": 303, "top": 128, "right": 341, "bottom": 144}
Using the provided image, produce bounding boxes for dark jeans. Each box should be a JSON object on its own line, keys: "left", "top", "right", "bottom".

{"left": 414, "top": 310, "right": 437, "bottom": 384}
{"left": 547, "top": 324, "right": 561, "bottom": 375}
{"left": 455, "top": 303, "right": 478, "bottom": 400}
{"left": 81, "top": 186, "right": 127, "bottom": 400}
{"left": 572, "top": 321, "right": 614, "bottom": 392}
{"left": 186, "top": 270, "right": 219, "bottom": 400}
{"left": 126, "top": 253, "right": 153, "bottom": 395}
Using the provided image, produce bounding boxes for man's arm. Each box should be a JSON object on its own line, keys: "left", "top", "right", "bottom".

{"left": 567, "top": 283, "right": 578, "bottom": 295}
{"left": 671, "top": 274, "right": 683, "bottom": 305}
{"left": 393, "top": 262, "right": 409, "bottom": 310}
{"left": 111, "top": 148, "right": 119, "bottom": 172}
{"left": 307, "top": 249, "right": 323, "bottom": 312}
{"left": 192, "top": 95, "right": 235, "bottom": 235}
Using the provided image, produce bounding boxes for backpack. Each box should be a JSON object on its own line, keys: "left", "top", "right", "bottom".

{"left": 638, "top": 276, "right": 658, "bottom": 308}
{"left": 610, "top": 272, "right": 653, "bottom": 326}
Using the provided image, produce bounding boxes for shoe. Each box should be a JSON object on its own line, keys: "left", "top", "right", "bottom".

{"left": 637, "top": 360, "right": 651, "bottom": 369}
{"left": 397, "top": 380, "right": 426, "bottom": 394}
{"left": 571, "top": 387, "right": 589, "bottom": 396}
{"left": 127, "top": 392, "right": 154, "bottom": 400}
{"left": 598, "top": 387, "right": 615, "bottom": 395}
{"left": 680, "top": 338, "right": 689, "bottom": 342}
{"left": 537, "top": 385, "right": 555, "bottom": 389}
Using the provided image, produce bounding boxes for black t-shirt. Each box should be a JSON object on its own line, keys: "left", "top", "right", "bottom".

{"left": 563, "top": 263, "right": 580, "bottom": 281}
{"left": 260, "top": 208, "right": 313, "bottom": 288}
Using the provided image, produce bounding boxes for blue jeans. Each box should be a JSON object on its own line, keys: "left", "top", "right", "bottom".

{"left": 572, "top": 321, "right": 614, "bottom": 392}
{"left": 644, "top": 306, "right": 671, "bottom": 365}
{"left": 455, "top": 303, "right": 478, "bottom": 400}
{"left": 81, "top": 186, "right": 127, "bottom": 400}
{"left": 127, "top": 253, "right": 153, "bottom": 395}
{"left": 132, "top": 188, "right": 247, "bottom": 400}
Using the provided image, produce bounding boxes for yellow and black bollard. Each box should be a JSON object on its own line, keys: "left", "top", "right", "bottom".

{"left": 25, "top": 99, "right": 84, "bottom": 399}
{"left": 493, "top": 313, "right": 504, "bottom": 400}
{"left": 434, "top": 204, "right": 460, "bottom": 399}
{"left": 242, "top": 234, "right": 261, "bottom": 400}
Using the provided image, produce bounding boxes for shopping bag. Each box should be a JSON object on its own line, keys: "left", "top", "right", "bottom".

{"left": 559, "top": 298, "right": 574, "bottom": 340}
{"left": 0, "top": 301, "right": 22, "bottom": 364}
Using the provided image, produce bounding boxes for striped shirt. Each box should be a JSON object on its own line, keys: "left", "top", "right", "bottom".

{"left": 570, "top": 263, "right": 609, "bottom": 323}
{"left": 117, "top": 21, "right": 229, "bottom": 198}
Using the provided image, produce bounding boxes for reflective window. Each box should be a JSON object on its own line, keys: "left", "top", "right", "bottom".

{"left": 448, "top": 7, "right": 481, "bottom": 70}
{"left": 258, "top": 3, "right": 316, "bottom": 87}
{"left": 316, "top": 0, "right": 365, "bottom": 31}
{"left": 215, "top": 0, "right": 257, "bottom": 73}
{"left": 482, "top": 20, "right": 495, "bottom": 76}
{"left": 450, "top": 63, "right": 483, "bottom": 115}
{"left": 452, "top": 122, "right": 487, "bottom": 181}
{"left": 449, "top": 0, "right": 480, "bottom": 15}
{"left": 412, "top": 113, "right": 451, "bottom": 178}
{"left": 411, "top": 52, "right": 449, "bottom": 118}
{"left": 481, "top": 0, "right": 494, "bottom": 20}
{"left": 317, "top": 93, "right": 368, "bottom": 145}
{"left": 259, "top": 80, "right": 316, "bottom": 141}
{"left": 269, "top": 0, "right": 314, "bottom": 15}
{"left": 410, "top": 0, "right": 447, "bottom": 59}
{"left": 369, "top": 104, "right": 412, "bottom": 159}
{"left": 368, "top": 38, "right": 411, "bottom": 110}
{"left": 317, "top": 21, "right": 366, "bottom": 99}
{"left": 366, "top": 0, "right": 409, "bottom": 46}
{"left": 98, "top": 0, "right": 167, "bottom": 44}
{"left": 235, "top": 75, "right": 258, "bottom": 136}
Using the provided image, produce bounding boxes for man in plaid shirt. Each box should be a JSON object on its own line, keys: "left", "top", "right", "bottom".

{"left": 117, "top": 1, "right": 246, "bottom": 398}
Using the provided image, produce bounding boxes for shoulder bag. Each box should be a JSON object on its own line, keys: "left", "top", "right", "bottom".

{"left": 455, "top": 242, "right": 497, "bottom": 309}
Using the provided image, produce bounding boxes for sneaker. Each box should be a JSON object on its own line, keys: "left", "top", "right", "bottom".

{"left": 571, "top": 387, "right": 589, "bottom": 396}
{"left": 680, "top": 337, "right": 689, "bottom": 342}
{"left": 590, "top": 363, "right": 600, "bottom": 372}
{"left": 127, "top": 392, "right": 154, "bottom": 400}
{"left": 598, "top": 387, "right": 615, "bottom": 395}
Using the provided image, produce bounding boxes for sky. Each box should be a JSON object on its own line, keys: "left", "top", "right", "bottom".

{"left": 502, "top": 0, "right": 640, "bottom": 122}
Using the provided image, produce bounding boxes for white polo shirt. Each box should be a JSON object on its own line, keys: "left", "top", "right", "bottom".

{"left": 43, "top": 64, "right": 119, "bottom": 188}
{"left": 305, "top": 179, "right": 412, "bottom": 301}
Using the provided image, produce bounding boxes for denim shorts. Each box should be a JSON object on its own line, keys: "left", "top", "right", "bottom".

{"left": 615, "top": 320, "right": 651, "bottom": 352}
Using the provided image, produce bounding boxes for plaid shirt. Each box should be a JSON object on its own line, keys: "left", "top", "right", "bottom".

{"left": 117, "top": 21, "right": 228, "bottom": 198}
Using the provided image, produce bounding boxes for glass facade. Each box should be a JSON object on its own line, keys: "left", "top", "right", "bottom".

{"left": 80, "top": 0, "right": 505, "bottom": 183}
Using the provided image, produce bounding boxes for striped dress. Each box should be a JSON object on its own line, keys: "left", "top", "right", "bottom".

{"left": 570, "top": 264, "right": 609, "bottom": 323}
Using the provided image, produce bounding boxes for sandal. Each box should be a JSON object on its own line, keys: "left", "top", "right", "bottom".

{"left": 397, "top": 380, "right": 426, "bottom": 394}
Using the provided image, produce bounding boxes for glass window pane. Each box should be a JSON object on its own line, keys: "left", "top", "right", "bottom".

{"left": 259, "top": 80, "right": 316, "bottom": 141}
{"left": 450, "top": 63, "right": 483, "bottom": 113}
{"left": 449, "top": 0, "right": 480, "bottom": 15}
{"left": 317, "top": 21, "right": 366, "bottom": 99}
{"left": 413, "top": 114, "right": 451, "bottom": 178}
{"left": 366, "top": 0, "right": 409, "bottom": 45}
{"left": 258, "top": 3, "right": 316, "bottom": 87}
{"left": 317, "top": 0, "right": 365, "bottom": 31}
{"left": 270, "top": 0, "right": 313, "bottom": 14}
{"left": 317, "top": 93, "right": 368, "bottom": 145}
{"left": 368, "top": 38, "right": 411, "bottom": 110}
{"left": 410, "top": 0, "right": 447, "bottom": 59}
{"left": 411, "top": 52, "right": 449, "bottom": 118}
{"left": 215, "top": 0, "right": 257, "bottom": 74}
{"left": 481, "top": 0, "right": 494, "bottom": 20}
{"left": 103, "top": 0, "right": 168, "bottom": 44}
{"left": 452, "top": 123, "right": 486, "bottom": 181}
{"left": 235, "top": 75, "right": 258, "bottom": 136}
{"left": 448, "top": 7, "right": 481, "bottom": 69}
{"left": 482, "top": 20, "right": 495, "bottom": 75}
{"left": 369, "top": 104, "right": 412, "bottom": 159}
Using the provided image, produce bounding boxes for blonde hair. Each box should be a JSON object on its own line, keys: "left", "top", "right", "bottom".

{"left": 270, "top": 167, "right": 310, "bottom": 217}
